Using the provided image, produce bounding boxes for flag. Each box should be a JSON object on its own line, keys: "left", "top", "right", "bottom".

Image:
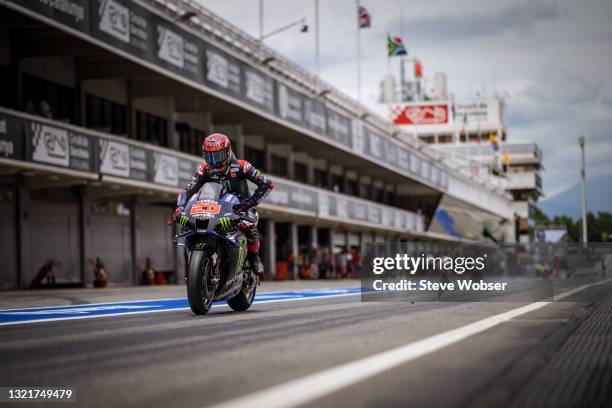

{"left": 387, "top": 34, "right": 407, "bottom": 57}
{"left": 358, "top": 5, "right": 371, "bottom": 28}
{"left": 489, "top": 132, "right": 499, "bottom": 152}
{"left": 414, "top": 60, "right": 423, "bottom": 78}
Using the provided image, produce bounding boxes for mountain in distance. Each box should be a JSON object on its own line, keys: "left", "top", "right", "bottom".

{"left": 538, "top": 174, "right": 612, "bottom": 220}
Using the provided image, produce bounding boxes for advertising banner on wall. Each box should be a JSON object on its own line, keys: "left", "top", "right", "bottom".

{"left": 99, "top": 139, "right": 130, "bottom": 177}
{"left": 91, "top": 0, "right": 152, "bottom": 60}
{"left": 18, "top": 0, "right": 90, "bottom": 33}
{"left": 391, "top": 103, "right": 450, "bottom": 125}
{"left": 28, "top": 121, "right": 94, "bottom": 172}
{"left": 276, "top": 83, "right": 304, "bottom": 127}
{"left": 203, "top": 47, "right": 242, "bottom": 100}
{"left": 243, "top": 68, "right": 275, "bottom": 114}
{"left": 0, "top": 112, "right": 24, "bottom": 160}
{"left": 303, "top": 99, "right": 327, "bottom": 135}
{"left": 152, "top": 15, "right": 202, "bottom": 83}
{"left": 326, "top": 108, "right": 352, "bottom": 148}
{"left": 129, "top": 146, "right": 148, "bottom": 180}
{"left": 453, "top": 99, "right": 501, "bottom": 125}
{"left": 153, "top": 152, "right": 179, "bottom": 187}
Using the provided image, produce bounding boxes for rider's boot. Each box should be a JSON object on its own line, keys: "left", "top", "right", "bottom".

{"left": 247, "top": 252, "right": 265, "bottom": 280}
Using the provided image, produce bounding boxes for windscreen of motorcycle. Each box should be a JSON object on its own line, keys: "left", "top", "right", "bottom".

{"left": 185, "top": 182, "right": 239, "bottom": 230}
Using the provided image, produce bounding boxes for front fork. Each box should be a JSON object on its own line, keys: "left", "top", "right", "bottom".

{"left": 183, "top": 248, "right": 220, "bottom": 287}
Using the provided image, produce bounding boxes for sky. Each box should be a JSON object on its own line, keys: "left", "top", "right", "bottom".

{"left": 198, "top": 0, "right": 612, "bottom": 198}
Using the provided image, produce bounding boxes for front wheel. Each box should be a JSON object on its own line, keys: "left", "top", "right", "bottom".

{"left": 187, "top": 249, "right": 215, "bottom": 315}
{"left": 227, "top": 276, "right": 257, "bottom": 311}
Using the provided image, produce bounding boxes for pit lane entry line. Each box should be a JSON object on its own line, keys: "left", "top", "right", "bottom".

{"left": 0, "top": 288, "right": 361, "bottom": 326}
{"left": 209, "top": 279, "right": 612, "bottom": 408}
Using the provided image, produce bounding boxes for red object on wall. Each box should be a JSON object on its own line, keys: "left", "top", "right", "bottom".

{"left": 415, "top": 61, "right": 423, "bottom": 78}
{"left": 391, "top": 103, "right": 449, "bottom": 125}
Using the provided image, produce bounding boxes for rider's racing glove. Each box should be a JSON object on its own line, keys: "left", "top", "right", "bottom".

{"left": 173, "top": 207, "right": 184, "bottom": 221}
{"left": 233, "top": 199, "right": 256, "bottom": 214}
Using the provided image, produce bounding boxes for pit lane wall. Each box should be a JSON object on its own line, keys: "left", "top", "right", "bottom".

{"left": 0, "top": 0, "right": 515, "bottom": 220}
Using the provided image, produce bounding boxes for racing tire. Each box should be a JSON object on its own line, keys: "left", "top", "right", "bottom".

{"left": 227, "top": 278, "right": 257, "bottom": 311}
{"left": 187, "top": 249, "right": 215, "bottom": 315}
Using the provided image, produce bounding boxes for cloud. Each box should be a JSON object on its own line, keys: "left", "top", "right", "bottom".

{"left": 385, "top": 1, "right": 566, "bottom": 42}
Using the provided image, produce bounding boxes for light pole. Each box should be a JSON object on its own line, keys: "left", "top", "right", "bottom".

{"left": 259, "top": 18, "right": 308, "bottom": 42}
{"left": 579, "top": 135, "right": 587, "bottom": 247}
{"left": 314, "top": 0, "right": 320, "bottom": 77}
{"left": 258, "top": 0, "right": 308, "bottom": 43}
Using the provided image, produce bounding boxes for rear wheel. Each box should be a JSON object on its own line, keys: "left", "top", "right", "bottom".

{"left": 227, "top": 275, "right": 257, "bottom": 311}
{"left": 187, "top": 249, "right": 215, "bottom": 315}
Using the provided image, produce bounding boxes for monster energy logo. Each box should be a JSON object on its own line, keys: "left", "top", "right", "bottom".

{"left": 179, "top": 215, "right": 190, "bottom": 227}
{"left": 218, "top": 217, "right": 232, "bottom": 231}
{"left": 195, "top": 242, "right": 205, "bottom": 249}
{"left": 237, "top": 235, "right": 247, "bottom": 271}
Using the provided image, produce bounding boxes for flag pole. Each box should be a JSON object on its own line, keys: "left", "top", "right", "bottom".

{"left": 356, "top": 0, "right": 362, "bottom": 103}
{"left": 315, "top": 0, "right": 320, "bottom": 78}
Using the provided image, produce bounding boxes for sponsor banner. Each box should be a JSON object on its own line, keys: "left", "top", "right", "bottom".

{"left": 384, "top": 140, "right": 398, "bottom": 166}
{"left": 276, "top": 83, "right": 304, "bottom": 126}
{"left": 152, "top": 15, "right": 202, "bottom": 82}
{"left": 12, "top": 0, "right": 90, "bottom": 33}
{"left": 439, "top": 171, "right": 449, "bottom": 189}
{"left": 420, "top": 160, "right": 430, "bottom": 180}
{"left": 99, "top": 139, "right": 129, "bottom": 177}
{"left": 0, "top": 112, "right": 24, "bottom": 160}
{"left": 153, "top": 152, "right": 179, "bottom": 186}
{"left": 68, "top": 132, "right": 93, "bottom": 171}
{"left": 454, "top": 99, "right": 501, "bottom": 125}
{"left": 25, "top": 119, "right": 92, "bottom": 171}
{"left": 303, "top": 99, "right": 327, "bottom": 135}
{"left": 391, "top": 103, "right": 449, "bottom": 125}
{"left": 365, "top": 128, "right": 384, "bottom": 159}
{"left": 203, "top": 47, "right": 242, "bottom": 99}
{"left": 129, "top": 145, "right": 148, "bottom": 180}
{"left": 268, "top": 180, "right": 318, "bottom": 214}
{"left": 397, "top": 148, "right": 410, "bottom": 170}
{"left": 351, "top": 120, "right": 365, "bottom": 155}
{"left": 430, "top": 165, "right": 440, "bottom": 185}
{"left": 178, "top": 159, "right": 199, "bottom": 188}
{"left": 348, "top": 201, "right": 368, "bottom": 222}
{"left": 90, "top": 0, "right": 152, "bottom": 60}
{"left": 318, "top": 192, "right": 329, "bottom": 217}
{"left": 410, "top": 154, "right": 421, "bottom": 175}
{"left": 367, "top": 205, "right": 382, "bottom": 224}
{"left": 30, "top": 122, "right": 70, "bottom": 167}
{"left": 243, "top": 68, "right": 275, "bottom": 114}
{"left": 326, "top": 108, "right": 352, "bottom": 148}
{"left": 335, "top": 196, "right": 348, "bottom": 219}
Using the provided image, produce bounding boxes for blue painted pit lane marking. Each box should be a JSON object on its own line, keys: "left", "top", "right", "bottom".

{"left": 0, "top": 287, "right": 361, "bottom": 326}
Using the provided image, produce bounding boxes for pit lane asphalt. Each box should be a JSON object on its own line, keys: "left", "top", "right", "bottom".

{"left": 1, "top": 279, "right": 611, "bottom": 408}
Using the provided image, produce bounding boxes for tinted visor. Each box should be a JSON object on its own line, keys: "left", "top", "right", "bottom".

{"left": 204, "top": 148, "right": 230, "bottom": 168}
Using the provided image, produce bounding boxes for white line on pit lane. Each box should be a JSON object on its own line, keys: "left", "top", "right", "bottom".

{"left": 208, "top": 278, "right": 612, "bottom": 408}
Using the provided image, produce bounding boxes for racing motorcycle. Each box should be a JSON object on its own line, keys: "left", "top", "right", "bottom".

{"left": 173, "top": 182, "right": 258, "bottom": 315}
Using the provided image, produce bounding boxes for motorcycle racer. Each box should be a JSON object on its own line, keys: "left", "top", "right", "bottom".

{"left": 174, "top": 133, "right": 274, "bottom": 278}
